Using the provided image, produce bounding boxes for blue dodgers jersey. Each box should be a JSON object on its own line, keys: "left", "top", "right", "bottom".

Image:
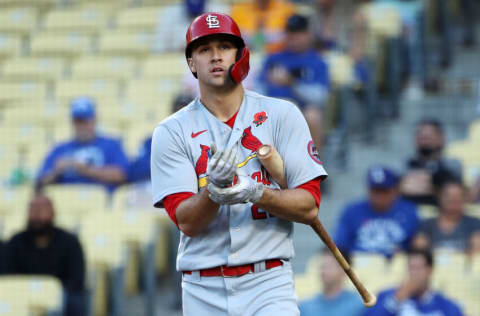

{"left": 364, "top": 288, "right": 463, "bottom": 316}
{"left": 37, "top": 135, "right": 128, "bottom": 190}
{"left": 258, "top": 49, "right": 329, "bottom": 107}
{"left": 335, "top": 198, "right": 419, "bottom": 257}
{"left": 151, "top": 90, "right": 328, "bottom": 271}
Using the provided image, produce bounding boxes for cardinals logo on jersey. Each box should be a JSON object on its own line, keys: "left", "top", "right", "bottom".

{"left": 237, "top": 126, "right": 263, "bottom": 168}
{"left": 253, "top": 111, "right": 268, "bottom": 127}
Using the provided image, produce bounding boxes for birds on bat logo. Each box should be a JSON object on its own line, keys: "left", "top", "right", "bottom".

{"left": 253, "top": 111, "right": 268, "bottom": 127}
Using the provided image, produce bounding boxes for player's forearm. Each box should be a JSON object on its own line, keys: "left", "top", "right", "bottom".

{"left": 176, "top": 188, "right": 220, "bottom": 237}
{"left": 255, "top": 188, "right": 318, "bottom": 224}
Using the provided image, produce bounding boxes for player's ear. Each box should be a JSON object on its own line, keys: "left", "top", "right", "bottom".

{"left": 187, "top": 58, "right": 196, "bottom": 74}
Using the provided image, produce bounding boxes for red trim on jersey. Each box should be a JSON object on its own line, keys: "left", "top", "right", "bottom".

{"left": 296, "top": 178, "right": 322, "bottom": 207}
{"left": 163, "top": 192, "right": 195, "bottom": 226}
{"left": 224, "top": 110, "right": 239, "bottom": 128}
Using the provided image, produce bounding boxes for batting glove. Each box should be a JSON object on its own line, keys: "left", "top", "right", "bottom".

{"left": 208, "top": 173, "right": 264, "bottom": 205}
{"left": 207, "top": 143, "right": 238, "bottom": 188}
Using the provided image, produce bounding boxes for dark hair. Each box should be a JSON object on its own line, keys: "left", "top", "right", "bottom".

{"left": 319, "top": 247, "right": 351, "bottom": 265}
{"left": 417, "top": 118, "right": 444, "bottom": 135}
{"left": 408, "top": 248, "right": 434, "bottom": 267}
{"left": 437, "top": 180, "right": 466, "bottom": 197}
{"left": 286, "top": 14, "right": 309, "bottom": 32}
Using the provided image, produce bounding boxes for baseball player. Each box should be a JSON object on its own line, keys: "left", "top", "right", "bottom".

{"left": 151, "top": 12, "right": 328, "bottom": 316}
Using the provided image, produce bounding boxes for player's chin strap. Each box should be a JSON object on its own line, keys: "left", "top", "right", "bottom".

{"left": 228, "top": 47, "right": 250, "bottom": 84}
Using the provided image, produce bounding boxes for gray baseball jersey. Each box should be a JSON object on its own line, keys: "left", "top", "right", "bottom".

{"left": 151, "top": 89, "right": 327, "bottom": 271}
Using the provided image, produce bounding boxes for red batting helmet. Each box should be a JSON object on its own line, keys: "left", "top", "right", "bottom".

{"left": 185, "top": 12, "right": 250, "bottom": 84}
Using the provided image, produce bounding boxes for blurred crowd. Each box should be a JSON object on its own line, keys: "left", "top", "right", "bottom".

{"left": 0, "top": 0, "right": 479, "bottom": 315}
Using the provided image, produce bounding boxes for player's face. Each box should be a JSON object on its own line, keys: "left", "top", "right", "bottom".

{"left": 439, "top": 184, "right": 465, "bottom": 217}
{"left": 73, "top": 118, "right": 96, "bottom": 142}
{"left": 188, "top": 37, "right": 238, "bottom": 88}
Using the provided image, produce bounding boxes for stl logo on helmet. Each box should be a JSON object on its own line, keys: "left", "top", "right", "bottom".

{"left": 206, "top": 14, "right": 220, "bottom": 28}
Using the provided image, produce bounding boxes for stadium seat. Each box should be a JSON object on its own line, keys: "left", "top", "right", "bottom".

{"left": 55, "top": 79, "right": 120, "bottom": 102}
{"left": 361, "top": 3, "right": 402, "bottom": 38}
{"left": 388, "top": 252, "right": 407, "bottom": 284}
{"left": 0, "top": 34, "right": 22, "bottom": 57}
{"left": 0, "top": 82, "right": 48, "bottom": 102}
{"left": 0, "top": 276, "right": 63, "bottom": 315}
{"left": 31, "top": 33, "right": 92, "bottom": 57}
{"left": 324, "top": 52, "right": 355, "bottom": 87}
{"left": 0, "top": 300, "right": 29, "bottom": 316}
{"left": 99, "top": 31, "right": 153, "bottom": 56}
{"left": 0, "top": 8, "right": 38, "bottom": 34}
{"left": 1, "top": 57, "right": 66, "bottom": 81}
{"left": 469, "top": 120, "right": 480, "bottom": 142}
{"left": 115, "top": 7, "right": 164, "bottom": 30}
{"left": 0, "top": 186, "right": 31, "bottom": 233}
{"left": 142, "top": 54, "right": 189, "bottom": 78}
{"left": 44, "top": 8, "right": 110, "bottom": 34}
{"left": 80, "top": 214, "right": 129, "bottom": 316}
{"left": 432, "top": 250, "right": 467, "bottom": 290}
{"left": 71, "top": 56, "right": 138, "bottom": 80}
{"left": 417, "top": 204, "right": 438, "bottom": 220}
{"left": 351, "top": 253, "right": 391, "bottom": 294}
{"left": 0, "top": 0, "right": 56, "bottom": 8}
{"left": 45, "top": 184, "right": 110, "bottom": 215}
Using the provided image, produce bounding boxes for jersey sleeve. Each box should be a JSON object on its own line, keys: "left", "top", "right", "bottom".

{"left": 275, "top": 104, "right": 327, "bottom": 188}
{"left": 296, "top": 178, "right": 321, "bottom": 207}
{"left": 151, "top": 124, "right": 198, "bottom": 207}
{"left": 163, "top": 192, "right": 195, "bottom": 227}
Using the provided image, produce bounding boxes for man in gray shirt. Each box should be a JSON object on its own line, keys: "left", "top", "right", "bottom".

{"left": 413, "top": 181, "right": 480, "bottom": 253}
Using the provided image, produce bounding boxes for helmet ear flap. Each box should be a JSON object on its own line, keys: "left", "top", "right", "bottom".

{"left": 229, "top": 46, "right": 250, "bottom": 84}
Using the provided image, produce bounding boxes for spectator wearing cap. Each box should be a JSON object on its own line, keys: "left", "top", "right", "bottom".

{"left": 258, "top": 14, "right": 329, "bottom": 151}
{"left": 400, "top": 119, "right": 462, "bottom": 205}
{"left": 335, "top": 166, "right": 419, "bottom": 257}
{"left": 154, "top": 0, "right": 229, "bottom": 53}
{"left": 412, "top": 181, "right": 480, "bottom": 254}
{"left": 231, "top": 0, "right": 296, "bottom": 53}
{"left": 365, "top": 248, "right": 463, "bottom": 316}
{"left": 299, "top": 248, "right": 364, "bottom": 316}
{"left": 36, "top": 97, "right": 128, "bottom": 193}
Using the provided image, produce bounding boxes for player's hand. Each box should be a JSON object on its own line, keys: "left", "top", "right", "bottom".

{"left": 207, "top": 144, "right": 238, "bottom": 188}
{"left": 207, "top": 172, "right": 264, "bottom": 205}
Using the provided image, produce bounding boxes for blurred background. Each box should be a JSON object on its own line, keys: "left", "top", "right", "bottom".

{"left": 0, "top": 0, "right": 479, "bottom": 315}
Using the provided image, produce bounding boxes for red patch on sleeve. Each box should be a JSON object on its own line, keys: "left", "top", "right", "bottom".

{"left": 163, "top": 192, "right": 195, "bottom": 227}
{"left": 296, "top": 178, "right": 322, "bottom": 207}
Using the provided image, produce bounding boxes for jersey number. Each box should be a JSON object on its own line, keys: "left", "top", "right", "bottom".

{"left": 250, "top": 167, "right": 274, "bottom": 220}
{"left": 251, "top": 205, "right": 275, "bottom": 220}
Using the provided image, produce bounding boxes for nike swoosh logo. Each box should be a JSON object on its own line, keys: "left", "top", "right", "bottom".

{"left": 191, "top": 130, "right": 207, "bottom": 138}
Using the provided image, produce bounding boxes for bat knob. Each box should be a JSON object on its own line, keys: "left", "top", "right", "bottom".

{"left": 363, "top": 295, "right": 377, "bottom": 308}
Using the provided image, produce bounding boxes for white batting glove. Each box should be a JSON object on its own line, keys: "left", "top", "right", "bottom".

{"left": 207, "top": 143, "right": 238, "bottom": 188}
{"left": 208, "top": 173, "right": 264, "bottom": 205}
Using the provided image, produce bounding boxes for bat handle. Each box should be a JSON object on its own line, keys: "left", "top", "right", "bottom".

{"left": 310, "top": 218, "right": 377, "bottom": 307}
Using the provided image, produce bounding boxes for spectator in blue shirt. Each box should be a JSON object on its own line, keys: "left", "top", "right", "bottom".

{"left": 258, "top": 14, "right": 329, "bottom": 151}
{"left": 36, "top": 97, "right": 128, "bottom": 192}
{"left": 299, "top": 248, "right": 364, "bottom": 316}
{"left": 335, "top": 166, "right": 419, "bottom": 257}
{"left": 365, "top": 248, "right": 463, "bottom": 316}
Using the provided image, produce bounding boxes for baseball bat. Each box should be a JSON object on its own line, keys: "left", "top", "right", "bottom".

{"left": 257, "top": 144, "right": 377, "bottom": 308}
